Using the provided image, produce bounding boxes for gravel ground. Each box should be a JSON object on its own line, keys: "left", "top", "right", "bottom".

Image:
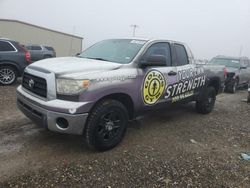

{"left": 0, "top": 82, "right": 250, "bottom": 187}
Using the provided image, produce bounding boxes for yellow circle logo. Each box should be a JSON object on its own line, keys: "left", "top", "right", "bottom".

{"left": 143, "top": 70, "right": 166, "bottom": 105}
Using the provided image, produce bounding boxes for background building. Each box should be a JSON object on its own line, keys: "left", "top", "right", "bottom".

{"left": 0, "top": 19, "right": 83, "bottom": 57}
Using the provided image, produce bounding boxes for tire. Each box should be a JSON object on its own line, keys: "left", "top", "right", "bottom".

{"left": 196, "top": 86, "right": 216, "bottom": 114}
{"left": 227, "top": 79, "right": 238, "bottom": 94}
{"left": 0, "top": 66, "right": 17, "bottom": 85}
{"left": 85, "top": 99, "right": 128, "bottom": 151}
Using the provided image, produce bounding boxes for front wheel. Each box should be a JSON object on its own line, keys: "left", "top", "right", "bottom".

{"left": 196, "top": 86, "right": 216, "bottom": 114}
{"left": 85, "top": 99, "right": 128, "bottom": 151}
{"left": 0, "top": 66, "right": 17, "bottom": 85}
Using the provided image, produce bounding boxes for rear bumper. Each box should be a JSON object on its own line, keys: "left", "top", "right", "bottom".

{"left": 17, "top": 86, "right": 88, "bottom": 135}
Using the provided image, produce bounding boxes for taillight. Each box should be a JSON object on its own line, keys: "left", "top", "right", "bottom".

{"left": 223, "top": 67, "right": 228, "bottom": 78}
{"left": 19, "top": 44, "right": 31, "bottom": 63}
{"left": 25, "top": 51, "right": 31, "bottom": 62}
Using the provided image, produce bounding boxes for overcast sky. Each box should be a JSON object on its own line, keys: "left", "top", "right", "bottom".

{"left": 0, "top": 0, "right": 249, "bottom": 59}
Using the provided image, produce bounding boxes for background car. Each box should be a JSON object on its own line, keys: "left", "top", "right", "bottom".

{"left": 26, "top": 44, "right": 56, "bottom": 62}
{"left": 0, "top": 38, "right": 31, "bottom": 85}
{"left": 209, "top": 55, "right": 250, "bottom": 93}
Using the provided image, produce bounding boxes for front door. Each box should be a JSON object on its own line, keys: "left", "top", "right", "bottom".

{"left": 138, "top": 42, "right": 179, "bottom": 106}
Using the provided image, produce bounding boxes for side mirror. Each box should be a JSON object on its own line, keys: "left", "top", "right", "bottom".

{"left": 139, "top": 55, "right": 166, "bottom": 67}
{"left": 75, "top": 53, "right": 80, "bottom": 56}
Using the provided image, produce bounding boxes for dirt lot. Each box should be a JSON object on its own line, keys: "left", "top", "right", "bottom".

{"left": 0, "top": 82, "right": 250, "bottom": 187}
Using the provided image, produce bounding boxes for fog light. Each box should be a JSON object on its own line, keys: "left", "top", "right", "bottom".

{"left": 56, "top": 118, "right": 69, "bottom": 130}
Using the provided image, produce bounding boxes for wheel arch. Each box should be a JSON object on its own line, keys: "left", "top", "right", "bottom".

{"left": 0, "top": 61, "right": 21, "bottom": 76}
{"left": 89, "top": 93, "right": 135, "bottom": 120}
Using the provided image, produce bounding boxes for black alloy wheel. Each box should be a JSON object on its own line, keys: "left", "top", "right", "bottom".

{"left": 85, "top": 99, "right": 128, "bottom": 151}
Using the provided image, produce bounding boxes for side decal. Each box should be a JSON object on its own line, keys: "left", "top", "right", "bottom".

{"left": 142, "top": 70, "right": 166, "bottom": 105}
{"left": 165, "top": 67, "right": 206, "bottom": 102}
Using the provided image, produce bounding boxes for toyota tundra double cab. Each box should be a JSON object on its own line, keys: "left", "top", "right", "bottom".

{"left": 17, "top": 39, "right": 224, "bottom": 151}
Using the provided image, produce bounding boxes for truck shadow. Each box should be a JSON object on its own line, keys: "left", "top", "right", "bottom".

{"left": 19, "top": 102, "right": 199, "bottom": 154}
{"left": 130, "top": 102, "right": 197, "bottom": 129}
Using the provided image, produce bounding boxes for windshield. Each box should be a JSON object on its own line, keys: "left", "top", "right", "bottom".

{"left": 209, "top": 58, "right": 241, "bottom": 68}
{"left": 79, "top": 39, "right": 146, "bottom": 64}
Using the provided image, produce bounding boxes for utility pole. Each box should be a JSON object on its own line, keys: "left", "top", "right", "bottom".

{"left": 130, "top": 24, "right": 139, "bottom": 37}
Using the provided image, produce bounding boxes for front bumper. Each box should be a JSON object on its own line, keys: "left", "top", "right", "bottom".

{"left": 17, "top": 86, "right": 88, "bottom": 135}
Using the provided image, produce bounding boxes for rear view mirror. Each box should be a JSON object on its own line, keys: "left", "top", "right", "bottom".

{"left": 139, "top": 55, "right": 166, "bottom": 67}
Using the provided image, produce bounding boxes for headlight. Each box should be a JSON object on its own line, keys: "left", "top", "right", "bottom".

{"left": 56, "top": 79, "right": 90, "bottom": 95}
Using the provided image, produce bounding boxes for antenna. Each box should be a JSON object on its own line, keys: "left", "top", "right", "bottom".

{"left": 130, "top": 24, "right": 139, "bottom": 37}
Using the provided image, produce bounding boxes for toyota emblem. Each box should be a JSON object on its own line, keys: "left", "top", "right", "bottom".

{"left": 28, "top": 79, "right": 35, "bottom": 88}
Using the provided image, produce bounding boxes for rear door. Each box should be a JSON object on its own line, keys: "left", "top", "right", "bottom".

{"left": 29, "top": 45, "right": 42, "bottom": 61}
{"left": 138, "top": 42, "right": 179, "bottom": 106}
{"left": 170, "top": 43, "right": 206, "bottom": 102}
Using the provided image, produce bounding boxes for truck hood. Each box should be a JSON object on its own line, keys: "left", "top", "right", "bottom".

{"left": 28, "top": 57, "right": 122, "bottom": 78}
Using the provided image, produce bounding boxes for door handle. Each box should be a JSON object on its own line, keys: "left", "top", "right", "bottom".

{"left": 168, "top": 71, "right": 177, "bottom": 76}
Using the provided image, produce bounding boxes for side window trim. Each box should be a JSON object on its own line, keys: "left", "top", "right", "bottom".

{"left": 0, "top": 41, "right": 18, "bottom": 53}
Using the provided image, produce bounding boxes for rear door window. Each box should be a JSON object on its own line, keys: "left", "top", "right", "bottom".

{"left": 31, "top": 46, "right": 42, "bottom": 50}
{"left": 174, "top": 44, "right": 189, "bottom": 66}
{"left": 45, "top": 46, "right": 54, "bottom": 51}
{"left": 0, "top": 41, "right": 16, "bottom": 52}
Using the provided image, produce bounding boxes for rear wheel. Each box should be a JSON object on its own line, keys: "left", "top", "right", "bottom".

{"left": 196, "top": 86, "right": 216, "bottom": 114}
{"left": 0, "top": 66, "right": 17, "bottom": 85}
{"left": 85, "top": 99, "right": 128, "bottom": 151}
